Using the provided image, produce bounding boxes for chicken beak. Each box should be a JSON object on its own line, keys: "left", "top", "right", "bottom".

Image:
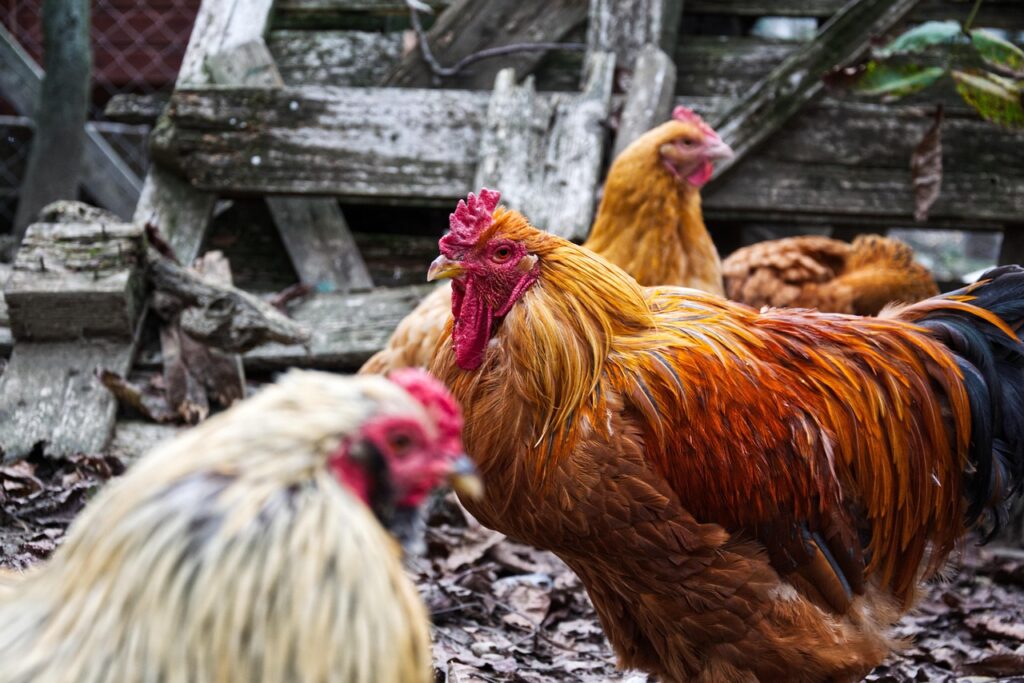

{"left": 427, "top": 255, "right": 465, "bottom": 282}
{"left": 448, "top": 455, "right": 484, "bottom": 500}
{"left": 704, "top": 136, "right": 735, "bottom": 162}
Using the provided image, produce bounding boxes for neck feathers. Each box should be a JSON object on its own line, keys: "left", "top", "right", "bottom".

{"left": 586, "top": 156, "right": 724, "bottom": 294}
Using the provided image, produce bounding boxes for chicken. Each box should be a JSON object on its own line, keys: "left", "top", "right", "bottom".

{"left": 426, "top": 189, "right": 1024, "bottom": 682}
{"left": 0, "top": 369, "right": 477, "bottom": 683}
{"left": 360, "top": 105, "right": 733, "bottom": 374}
{"left": 723, "top": 233, "right": 940, "bottom": 315}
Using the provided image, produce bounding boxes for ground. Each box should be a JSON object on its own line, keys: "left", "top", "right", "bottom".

{"left": 1, "top": 454, "right": 1023, "bottom": 682}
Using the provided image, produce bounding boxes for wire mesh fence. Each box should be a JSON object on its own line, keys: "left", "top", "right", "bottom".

{"left": 0, "top": 0, "right": 200, "bottom": 231}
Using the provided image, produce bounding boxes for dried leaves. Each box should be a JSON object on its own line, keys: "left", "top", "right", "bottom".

{"left": 417, "top": 497, "right": 1024, "bottom": 682}
{"left": 0, "top": 451, "right": 123, "bottom": 569}
{"left": 416, "top": 495, "right": 642, "bottom": 682}
{"left": 911, "top": 105, "right": 944, "bottom": 222}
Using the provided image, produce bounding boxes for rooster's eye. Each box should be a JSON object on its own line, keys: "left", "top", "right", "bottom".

{"left": 387, "top": 433, "right": 414, "bottom": 455}
{"left": 492, "top": 246, "right": 513, "bottom": 263}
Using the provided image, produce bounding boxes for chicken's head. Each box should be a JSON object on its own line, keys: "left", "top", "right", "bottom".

{"left": 427, "top": 189, "right": 543, "bottom": 370}
{"left": 623, "top": 105, "right": 734, "bottom": 189}
{"left": 327, "top": 368, "right": 480, "bottom": 548}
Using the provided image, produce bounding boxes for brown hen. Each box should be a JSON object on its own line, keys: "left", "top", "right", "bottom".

{"left": 723, "top": 233, "right": 939, "bottom": 315}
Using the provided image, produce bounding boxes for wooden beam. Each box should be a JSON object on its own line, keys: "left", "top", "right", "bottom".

{"left": 156, "top": 85, "right": 490, "bottom": 201}
{"left": 266, "top": 198, "right": 374, "bottom": 291}
{"left": 206, "top": 39, "right": 374, "bottom": 292}
{"left": 269, "top": 30, "right": 403, "bottom": 87}
{"left": 137, "top": 0, "right": 276, "bottom": 264}
{"left": 474, "top": 52, "right": 615, "bottom": 241}
{"left": 707, "top": 0, "right": 923, "bottom": 183}
{"left": 613, "top": 44, "right": 676, "bottom": 158}
{"left": 0, "top": 208, "right": 146, "bottom": 461}
{"left": 384, "top": 0, "right": 588, "bottom": 89}
{"left": 243, "top": 284, "right": 438, "bottom": 371}
{"left": 0, "top": 22, "right": 141, "bottom": 220}
{"left": 5, "top": 221, "right": 145, "bottom": 341}
{"left": 587, "top": 0, "right": 684, "bottom": 70}
{"left": 0, "top": 341, "right": 137, "bottom": 461}
{"left": 998, "top": 226, "right": 1024, "bottom": 267}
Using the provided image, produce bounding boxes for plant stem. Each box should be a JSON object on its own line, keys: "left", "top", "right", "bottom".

{"left": 963, "top": 0, "right": 984, "bottom": 32}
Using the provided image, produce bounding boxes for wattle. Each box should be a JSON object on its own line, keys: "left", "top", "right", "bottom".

{"left": 451, "top": 282, "right": 493, "bottom": 371}
{"left": 686, "top": 159, "right": 714, "bottom": 187}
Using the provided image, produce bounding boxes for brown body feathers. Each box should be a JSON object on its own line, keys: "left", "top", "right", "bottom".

{"left": 432, "top": 206, "right": 1024, "bottom": 682}
{"left": 723, "top": 234, "right": 939, "bottom": 315}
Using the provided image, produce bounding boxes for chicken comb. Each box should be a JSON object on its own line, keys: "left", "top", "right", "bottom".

{"left": 388, "top": 368, "right": 463, "bottom": 456}
{"left": 439, "top": 188, "right": 502, "bottom": 255}
{"left": 672, "top": 105, "right": 719, "bottom": 139}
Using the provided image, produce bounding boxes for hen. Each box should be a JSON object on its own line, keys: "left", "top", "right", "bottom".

{"left": 360, "top": 106, "right": 732, "bottom": 374}
{"left": 723, "top": 233, "right": 939, "bottom": 315}
{"left": 428, "top": 189, "right": 1024, "bottom": 683}
{"left": 0, "top": 369, "right": 477, "bottom": 683}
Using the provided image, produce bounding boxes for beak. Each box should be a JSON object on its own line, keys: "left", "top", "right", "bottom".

{"left": 448, "top": 454, "right": 484, "bottom": 500}
{"left": 704, "top": 136, "right": 735, "bottom": 162}
{"left": 427, "top": 255, "right": 465, "bottom": 282}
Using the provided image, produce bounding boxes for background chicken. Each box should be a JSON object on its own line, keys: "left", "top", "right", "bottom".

{"left": 0, "top": 369, "right": 475, "bottom": 683}
{"left": 723, "top": 233, "right": 940, "bottom": 314}
{"left": 427, "top": 190, "right": 1024, "bottom": 682}
{"left": 360, "top": 105, "right": 732, "bottom": 374}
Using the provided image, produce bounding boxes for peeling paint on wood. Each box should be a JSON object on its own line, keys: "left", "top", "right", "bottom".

{"left": 614, "top": 44, "right": 676, "bottom": 158}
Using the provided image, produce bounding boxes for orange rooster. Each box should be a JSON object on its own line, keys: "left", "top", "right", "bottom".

{"left": 427, "top": 189, "right": 1024, "bottom": 682}
{"left": 360, "top": 106, "right": 733, "bottom": 374}
{"left": 0, "top": 369, "right": 478, "bottom": 683}
{"left": 723, "top": 233, "right": 939, "bottom": 315}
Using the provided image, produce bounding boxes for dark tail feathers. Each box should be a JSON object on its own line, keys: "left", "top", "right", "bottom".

{"left": 902, "top": 265, "right": 1024, "bottom": 535}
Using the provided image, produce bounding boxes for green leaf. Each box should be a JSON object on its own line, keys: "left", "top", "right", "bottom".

{"left": 851, "top": 62, "right": 946, "bottom": 99}
{"left": 876, "top": 20, "right": 964, "bottom": 58}
{"left": 970, "top": 29, "right": 1024, "bottom": 77}
{"left": 952, "top": 69, "right": 1024, "bottom": 129}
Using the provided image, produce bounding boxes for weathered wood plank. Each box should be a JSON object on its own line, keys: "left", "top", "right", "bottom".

{"left": 266, "top": 198, "right": 374, "bottom": 291}
{"left": 156, "top": 85, "right": 490, "bottom": 201}
{"left": 5, "top": 221, "right": 145, "bottom": 341}
{"left": 587, "top": 0, "right": 683, "bottom": 69}
{"left": 244, "top": 284, "right": 438, "bottom": 370}
{"left": 0, "top": 341, "right": 136, "bottom": 460}
{"left": 103, "top": 93, "right": 171, "bottom": 125}
{"left": 0, "top": 22, "right": 141, "bottom": 220}
{"left": 108, "top": 421, "right": 182, "bottom": 465}
{"left": 684, "top": 0, "right": 1023, "bottom": 27}
{"left": 275, "top": 0, "right": 451, "bottom": 16}
{"left": 139, "top": 0, "right": 277, "bottom": 264}
{"left": 759, "top": 100, "right": 1024, "bottom": 175}
{"left": 474, "top": 52, "right": 615, "bottom": 241}
{"left": 268, "top": 30, "right": 403, "bottom": 87}
{"left": 207, "top": 38, "right": 374, "bottom": 292}
{"left": 675, "top": 36, "right": 795, "bottom": 98}
{"left": 708, "top": 0, "right": 923, "bottom": 183}
{"left": 385, "top": 0, "right": 588, "bottom": 89}
{"left": 705, "top": 159, "right": 1024, "bottom": 224}
{"left": 613, "top": 44, "right": 676, "bottom": 158}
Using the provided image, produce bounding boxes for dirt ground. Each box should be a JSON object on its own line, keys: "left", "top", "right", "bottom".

{"left": 2, "top": 453, "right": 1023, "bottom": 682}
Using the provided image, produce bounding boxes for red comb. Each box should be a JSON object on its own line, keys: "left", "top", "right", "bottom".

{"left": 439, "top": 188, "right": 501, "bottom": 256}
{"left": 389, "top": 368, "right": 464, "bottom": 456}
{"left": 672, "top": 105, "right": 719, "bottom": 139}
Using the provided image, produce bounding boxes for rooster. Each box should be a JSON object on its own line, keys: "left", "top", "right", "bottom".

{"left": 723, "top": 233, "right": 939, "bottom": 315}
{"left": 427, "top": 189, "right": 1024, "bottom": 683}
{"left": 360, "top": 106, "right": 733, "bottom": 374}
{"left": 0, "top": 369, "right": 479, "bottom": 683}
